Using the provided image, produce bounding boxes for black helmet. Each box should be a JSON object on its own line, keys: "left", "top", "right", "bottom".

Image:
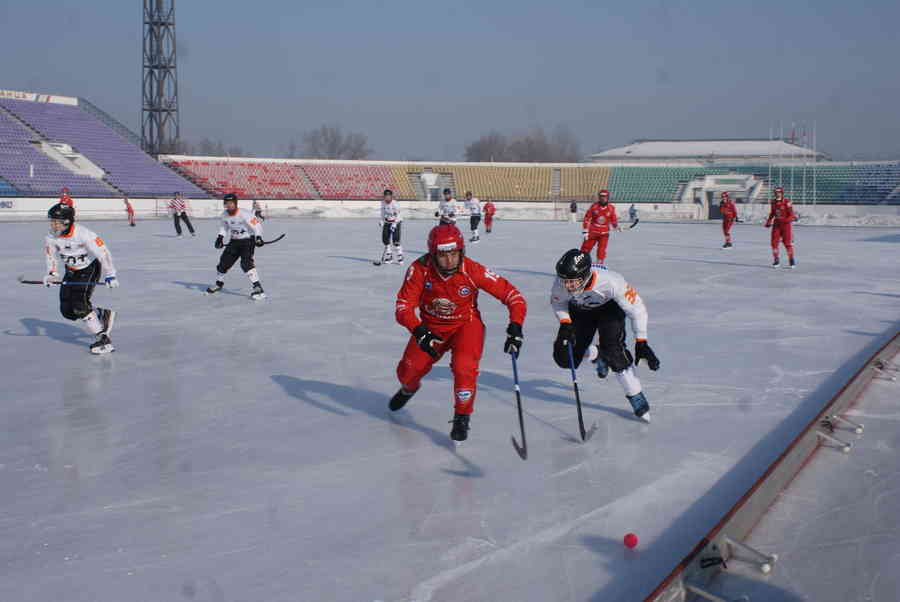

{"left": 556, "top": 249, "right": 592, "bottom": 281}
{"left": 443, "top": 187, "right": 452, "bottom": 195}
{"left": 383, "top": 189, "right": 393, "bottom": 196}
{"left": 48, "top": 203, "right": 75, "bottom": 236}
{"left": 223, "top": 193, "right": 238, "bottom": 203}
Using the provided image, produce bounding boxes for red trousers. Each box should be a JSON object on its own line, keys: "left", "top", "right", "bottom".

{"left": 484, "top": 216, "right": 493, "bottom": 230}
{"left": 581, "top": 232, "right": 610, "bottom": 262}
{"left": 396, "top": 318, "right": 485, "bottom": 415}
{"left": 722, "top": 218, "right": 734, "bottom": 242}
{"left": 770, "top": 222, "right": 794, "bottom": 256}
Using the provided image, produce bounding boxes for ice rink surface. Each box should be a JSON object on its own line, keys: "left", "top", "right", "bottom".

{"left": 1, "top": 216, "right": 898, "bottom": 602}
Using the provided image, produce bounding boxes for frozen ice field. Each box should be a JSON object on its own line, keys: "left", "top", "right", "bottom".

{"left": 1, "top": 217, "right": 898, "bottom": 602}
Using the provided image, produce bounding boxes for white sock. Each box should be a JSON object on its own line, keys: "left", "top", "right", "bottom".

{"left": 83, "top": 310, "right": 103, "bottom": 335}
{"left": 394, "top": 245, "right": 403, "bottom": 256}
{"left": 615, "top": 366, "right": 642, "bottom": 397}
{"left": 246, "top": 268, "right": 259, "bottom": 283}
{"left": 214, "top": 271, "right": 225, "bottom": 283}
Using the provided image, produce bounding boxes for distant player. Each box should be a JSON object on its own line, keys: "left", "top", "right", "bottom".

{"left": 389, "top": 223, "right": 527, "bottom": 442}
{"left": 378, "top": 189, "right": 403, "bottom": 264}
{"left": 463, "top": 191, "right": 481, "bottom": 242}
{"left": 628, "top": 203, "right": 638, "bottom": 223}
{"left": 252, "top": 199, "right": 265, "bottom": 221}
{"left": 124, "top": 197, "right": 135, "bottom": 227}
{"left": 581, "top": 189, "right": 621, "bottom": 264}
{"left": 719, "top": 192, "right": 737, "bottom": 248}
{"left": 765, "top": 186, "right": 797, "bottom": 268}
{"left": 483, "top": 200, "right": 496, "bottom": 233}
{"left": 43, "top": 203, "right": 119, "bottom": 354}
{"left": 551, "top": 249, "right": 659, "bottom": 422}
{"left": 436, "top": 187, "right": 457, "bottom": 224}
{"left": 205, "top": 193, "right": 267, "bottom": 300}
{"left": 168, "top": 192, "right": 196, "bottom": 238}
{"left": 569, "top": 200, "right": 578, "bottom": 223}
{"left": 59, "top": 187, "right": 74, "bottom": 209}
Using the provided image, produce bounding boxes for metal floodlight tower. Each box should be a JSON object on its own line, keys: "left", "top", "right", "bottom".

{"left": 142, "top": 0, "right": 180, "bottom": 156}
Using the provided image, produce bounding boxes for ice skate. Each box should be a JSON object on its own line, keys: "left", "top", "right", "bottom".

{"left": 722, "top": 241, "right": 732, "bottom": 248}
{"left": 772, "top": 257, "right": 780, "bottom": 269}
{"left": 394, "top": 254, "right": 404, "bottom": 265}
{"left": 96, "top": 308, "right": 116, "bottom": 336}
{"left": 205, "top": 280, "right": 224, "bottom": 295}
{"left": 177, "top": 234, "right": 183, "bottom": 239}
{"left": 627, "top": 392, "right": 651, "bottom": 423}
{"left": 449, "top": 413, "right": 470, "bottom": 442}
{"left": 89, "top": 333, "right": 114, "bottom": 355}
{"left": 389, "top": 387, "right": 416, "bottom": 411}
{"left": 587, "top": 344, "right": 608, "bottom": 378}
{"left": 250, "top": 282, "right": 266, "bottom": 301}
{"left": 788, "top": 257, "right": 796, "bottom": 269}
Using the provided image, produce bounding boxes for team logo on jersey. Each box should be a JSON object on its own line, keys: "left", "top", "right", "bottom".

{"left": 430, "top": 297, "right": 456, "bottom": 317}
{"left": 455, "top": 390, "right": 472, "bottom": 401}
{"left": 458, "top": 286, "right": 471, "bottom": 297}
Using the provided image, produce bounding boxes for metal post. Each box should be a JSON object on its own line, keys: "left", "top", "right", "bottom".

{"left": 142, "top": 0, "right": 180, "bottom": 157}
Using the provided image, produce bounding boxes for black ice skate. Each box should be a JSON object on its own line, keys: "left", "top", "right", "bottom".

{"left": 627, "top": 392, "right": 651, "bottom": 423}
{"left": 96, "top": 308, "right": 116, "bottom": 336}
{"left": 90, "top": 333, "right": 114, "bottom": 355}
{"left": 449, "top": 413, "right": 470, "bottom": 442}
{"left": 788, "top": 257, "right": 796, "bottom": 269}
{"left": 250, "top": 282, "right": 266, "bottom": 301}
{"left": 722, "top": 241, "right": 733, "bottom": 248}
{"left": 389, "top": 387, "right": 417, "bottom": 411}
{"left": 772, "top": 257, "right": 780, "bottom": 269}
{"left": 205, "top": 280, "right": 224, "bottom": 295}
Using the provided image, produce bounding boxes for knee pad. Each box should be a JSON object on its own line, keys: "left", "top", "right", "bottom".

{"left": 604, "top": 346, "right": 633, "bottom": 372}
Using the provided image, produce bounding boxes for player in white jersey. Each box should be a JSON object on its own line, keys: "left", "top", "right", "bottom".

{"left": 205, "top": 193, "right": 267, "bottom": 300}
{"left": 436, "top": 187, "right": 457, "bottom": 224}
{"left": 378, "top": 189, "right": 403, "bottom": 264}
{"left": 550, "top": 249, "right": 660, "bottom": 422}
{"left": 43, "top": 203, "right": 119, "bottom": 354}
{"left": 463, "top": 191, "right": 482, "bottom": 242}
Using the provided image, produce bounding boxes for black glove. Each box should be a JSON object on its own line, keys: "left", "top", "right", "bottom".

{"left": 556, "top": 321, "right": 576, "bottom": 346}
{"left": 254, "top": 235, "right": 264, "bottom": 247}
{"left": 214, "top": 235, "right": 224, "bottom": 249}
{"left": 635, "top": 340, "right": 660, "bottom": 371}
{"left": 413, "top": 324, "right": 443, "bottom": 359}
{"left": 434, "top": 211, "right": 440, "bottom": 218}
{"left": 504, "top": 322, "right": 523, "bottom": 355}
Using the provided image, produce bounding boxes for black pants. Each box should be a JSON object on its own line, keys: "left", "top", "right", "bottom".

{"left": 60, "top": 259, "right": 101, "bottom": 320}
{"left": 470, "top": 215, "right": 481, "bottom": 231}
{"left": 173, "top": 212, "right": 195, "bottom": 235}
{"left": 552, "top": 301, "right": 633, "bottom": 372}
{"left": 254, "top": 210, "right": 265, "bottom": 221}
{"left": 381, "top": 222, "right": 401, "bottom": 245}
{"left": 217, "top": 238, "right": 256, "bottom": 273}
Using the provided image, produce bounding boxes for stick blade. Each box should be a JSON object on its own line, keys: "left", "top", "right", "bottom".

{"left": 511, "top": 436, "right": 528, "bottom": 460}
{"left": 581, "top": 421, "right": 599, "bottom": 442}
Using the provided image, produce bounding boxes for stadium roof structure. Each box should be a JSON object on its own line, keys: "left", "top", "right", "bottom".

{"left": 591, "top": 139, "right": 828, "bottom": 162}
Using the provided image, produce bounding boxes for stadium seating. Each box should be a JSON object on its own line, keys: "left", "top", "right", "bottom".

{"left": 608, "top": 166, "right": 730, "bottom": 203}
{"left": 445, "top": 165, "right": 553, "bottom": 201}
{"left": 389, "top": 165, "right": 419, "bottom": 199}
{"left": 559, "top": 167, "right": 612, "bottom": 200}
{"left": 303, "top": 164, "right": 396, "bottom": 200}
{"left": 0, "top": 98, "right": 208, "bottom": 198}
{"left": 0, "top": 175, "right": 19, "bottom": 196}
{"left": 0, "top": 111, "right": 114, "bottom": 197}
{"left": 167, "top": 159, "right": 318, "bottom": 199}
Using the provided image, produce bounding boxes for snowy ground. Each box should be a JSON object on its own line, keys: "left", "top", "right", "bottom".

{"left": 1, "top": 218, "right": 898, "bottom": 602}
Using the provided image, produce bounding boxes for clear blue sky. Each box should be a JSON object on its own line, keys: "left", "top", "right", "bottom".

{"left": 2, "top": 0, "right": 899, "bottom": 160}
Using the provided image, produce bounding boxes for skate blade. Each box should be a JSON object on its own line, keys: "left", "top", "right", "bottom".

{"left": 640, "top": 412, "right": 651, "bottom": 423}
{"left": 90, "top": 344, "right": 115, "bottom": 355}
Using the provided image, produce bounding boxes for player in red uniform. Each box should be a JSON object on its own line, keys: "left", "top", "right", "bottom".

{"left": 719, "top": 191, "right": 737, "bottom": 248}
{"left": 390, "top": 224, "right": 527, "bottom": 442}
{"left": 483, "top": 200, "right": 496, "bottom": 233}
{"left": 581, "top": 190, "right": 622, "bottom": 264}
{"left": 123, "top": 197, "right": 135, "bottom": 227}
{"left": 59, "top": 187, "right": 74, "bottom": 210}
{"left": 765, "top": 187, "right": 797, "bottom": 268}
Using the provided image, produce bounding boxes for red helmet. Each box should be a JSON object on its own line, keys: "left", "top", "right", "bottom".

{"left": 598, "top": 189, "right": 609, "bottom": 198}
{"left": 721, "top": 191, "right": 729, "bottom": 199}
{"left": 774, "top": 186, "right": 784, "bottom": 194}
{"left": 428, "top": 223, "right": 465, "bottom": 256}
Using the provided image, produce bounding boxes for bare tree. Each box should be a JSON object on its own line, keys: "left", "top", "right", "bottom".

{"left": 301, "top": 124, "right": 372, "bottom": 159}
{"left": 464, "top": 131, "right": 509, "bottom": 162}
{"left": 465, "top": 126, "right": 583, "bottom": 163}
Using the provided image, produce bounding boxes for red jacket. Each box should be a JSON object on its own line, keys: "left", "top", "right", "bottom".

{"left": 582, "top": 202, "right": 618, "bottom": 234}
{"left": 720, "top": 199, "right": 737, "bottom": 220}
{"left": 59, "top": 193, "right": 74, "bottom": 208}
{"left": 766, "top": 199, "right": 796, "bottom": 226}
{"left": 396, "top": 255, "right": 526, "bottom": 332}
{"left": 483, "top": 202, "right": 496, "bottom": 218}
